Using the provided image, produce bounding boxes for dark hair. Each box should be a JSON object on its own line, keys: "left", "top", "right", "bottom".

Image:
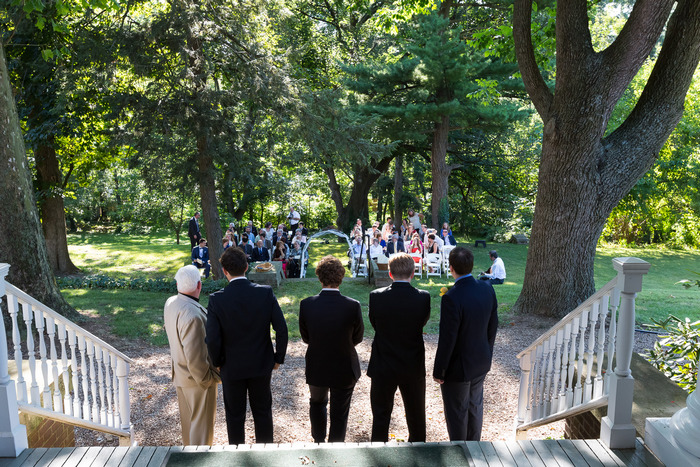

{"left": 428, "top": 234, "right": 435, "bottom": 240}
{"left": 242, "top": 234, "right": 249, "bottom": 242}
{"left": 259, "top": 231, "right": 266, "bottom": 237}
{"left": 220, "top": 247, "right": 248, "bottom": 276}
{"left": 449, "top": 247, "right": 474, "bottom": 276}
{"left": 199, "top": 238, "right": 207, "bottom": 245}
{"left": 315, "top": 256, "right": 345, "bottom": 288}
{"left": 489, "top": 250, "right": 498, "bottom": 259}
{"left": 265, "top": 222, "right": 272, "bottom": 228}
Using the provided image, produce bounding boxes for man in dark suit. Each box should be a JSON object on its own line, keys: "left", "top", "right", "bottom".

{"left": 206, "top": 247, "right": 288, "bottom": 445}
{"left": 188, "top": 212, "right": 201, "bottom": 249}
{"left": 368, "top": 253, "right": 430, "bottom": 442}
{"left": 191, "top": 238, "right": 210, "bottom": 278}
{"left": 238, "top": 234, "right": 254, "bottom": 262}
{"left": 252, "top": 240, "right": 270, "bottom": 262}
{"left": 385, "top": 233, "right": 405, "bottom": 256}
{"left": 299, "top": 256, "right": 364, "bottom": 443}
{"left": 433, "top": 247, "right": 498, "bottom": 441}
{"left": 441, "top": 228, "right": 457, "bottom": 247}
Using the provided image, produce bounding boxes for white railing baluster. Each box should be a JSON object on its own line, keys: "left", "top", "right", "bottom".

{"left": 536, "top": 342, "right": 547, "bottom": 420}
{"left": 57, "top": 323, "right": 72, "bottom": 415}
{"left": 551, "top": 330, "right": 563, "bottom": 414}
{"left": 605, "top": 288, "right": 620, "bottom": 394}
{"left": 96, "top": 347, "right": 106, "bottom": 424}
{"left": 574, "top": 310, "right": 588, "bottom": 406}
{"left": 21, "top": 302, "right": 40, "bottom": 406}
{"left": 104, "top": 350, "right": 114, "bottom": 427}
{"left": 78, "top": 334, "right": 90, "bottom": 421}
{"left": 111, "top": 355, "right": 120, "bottom": 428}
{"left": 558, "top": 322, "right": 571, "bottom": 413}
{"left": 584, "top": 301, "right": 599, "bottom": 403}
{"left": 45, "top": 316, "right": 62, "bottom": 412}
{"left": 33, "top": 307, "right": 51, "bottom": 409}
{"left": 6, "top": 294, "right": 26, "bottom": 403}
{"left": 566, "top": 317, "right": 579, "bottom": 409}
{"left": 67, "top": 329, "right": 81, "bottom": 418}
{"left": 517, "top": 352, "right": 531, "bottom": 426}
{"left": 87, "top": 340, "right": 99, "bottom": 423}
{"left": 543, "top": 335, "right": 556, "bottom": 416}
{"left": 594, "top": 293, "right": 610, "bottom": 399}
{"left": 117, "top": 359, "right": 130, "bottom": 432}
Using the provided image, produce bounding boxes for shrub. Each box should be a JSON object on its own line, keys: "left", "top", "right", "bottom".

{"left": 644, "top": 315, "right": 699, "bottom": 393}
{"left": 57, "top": 275, "right": 227, "bottom": 294}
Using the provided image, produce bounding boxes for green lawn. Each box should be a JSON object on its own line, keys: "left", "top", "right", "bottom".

{"left": 63, "top": 232, "right": 700, "bottom": 346}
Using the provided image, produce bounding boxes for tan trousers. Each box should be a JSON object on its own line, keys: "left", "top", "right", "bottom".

{"left": 176, "top": 384, "right": 217, "bottom": 445}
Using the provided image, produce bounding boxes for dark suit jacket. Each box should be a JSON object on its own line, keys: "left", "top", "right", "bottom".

{"left": 385, "top": 240, "right": 405, "bottom": 256}
{"left": 299, "top": 291, "right": 364, "bottom": 388}
{"left": 367, "top": 282, "right": 430, "bottom": 381}
{"left": 433, "top": 276, "right": 498, "bottom": 383}
{"left": 252, "top": 247, "right": 270, "bottom": 262}
{"left": 206, "top": 278, "right": 288, "bottom": 381}
{"left": 188, "top": 217, "right": 200, "bottom": 239}
{"left": 238, "top": 243, "right": 254, "bottom": 261}
{"left": 191, "top": 246, "right": 209, "bottom": 264}
{"left": 442, "top": 234, "right": 457, "bottom": 247}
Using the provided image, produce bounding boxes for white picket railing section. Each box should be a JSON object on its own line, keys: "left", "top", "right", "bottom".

{"left": 1, "top": 274, "right": 133, "bottom": 444}
{"left": 515, "top": 257, "right": 650, "bottom": 449}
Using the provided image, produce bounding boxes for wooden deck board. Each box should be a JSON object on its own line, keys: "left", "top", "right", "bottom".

{"left": 518, "top": 440, "right": 546, "bottom": 467}
{"left": 492, "top": 441, "right": 519, "bottom": 466}
{"left": 105, "top": 447, "right": 130, "bottom": 467}
{"left": 465, "top": 441, "right": 489, "bottom": 466}
{"left": 75, "top": 447, "right": 103, "bottom": 467}
{"left": 503, "top": 440, "right": 533, "bottom": 467}
{"left": 0, "top": 447, "right": 33, "bottom": 467}
{"left": 130, "top": 446, "right": 156, "bottom": 467}
{"left": 586, "top": 440, "right": 626, "bottom": 467}
{"left": 479, "top": 441, "right": 504, "bottom": 467}
{"left": 531, "top": 440, "right": 564, "bottom": 466}
{"left": 571, "top": 440, "right": 607, "bottom": 466}
{"left": 88, "top": 447, "right": 115, "bottom": 467}
{"left": 115, "top": 447, "right": 141, "bottom": 467}
{"left": 557, "top": 440, "right": 592, "bottom": 466}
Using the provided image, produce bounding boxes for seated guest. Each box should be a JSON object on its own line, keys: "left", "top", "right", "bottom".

{"left": 381, "top": 219, "right": 393, "bottom": 242}
{"left": 191, "top": 238, "right": 210, "bottom": 278}
{"left": 386, "top": 233, "right": 405, "bottom": 257}
{"left": 226, "top": 223, "right": 239, "bottom": 245}
{"left": 273, "top": 229, "right": 288, "bottom": 246}
{"left": 403, "top": 224, "right": 415, "bottom": 243}
{"left": 293, "top": 229, "right": 307, "bottom": 249}
{"left": 423, "top": 234, "right": 440, "bottom": 272}
{"left": 408, "top": 233, "right": 423, "bottom": 262}
{"left": 272, "top": 240, "right": 288, "bottom": 277}
{"left": 350, "top": 235, "right": 365, "bottom": 258}
{"left": 299, "top": 256, "right": 364, "bottom": 443}
{"left": 374, "top": 231, "right": 386, "bottom": 249}
{"left": 480, "top": 250, "right": 506, "bottom": 285}
{"left": 441, "top": 228, "right": 457, "bottom": 247}
{"left": 243, "top": 226, "right": 255, "bottom": 246}
{"left": 222, "top": 234, "right": 235, "bottom": 250}
{"left": 246, "top": 220, "right": 258, "bottom": 237}
{"left": 401, "top": 219, "right": 409, "bottom": 237}
{"left": 369, "top": 237, "right": 384, "bottom": 260}
{"left": 238, "top": 235, "right": 254, "bottom": 262}
{"left": 351, "top": 218, "right": 364, "bottom": 239}
{"left": 442, "top": 222, "right": 454, "bottom": 236}
{"left": 365, "top": 222, "right": 380, "bottom": 243}
{"left": 253, "top": 240, "right": 270, "bottom": 262}
{"left": 256, "top": 230, "right": 272, "bottom": 251}
{"left": 262, "top": 222, "right": 275, "bottom": 241}
{"left": 298, "top": 221, "right": 309, "bottom": 237}
{"left": 430, "top": 229, "right": 444, "bottom": 250}
{"left": 419, "top": 224, "right": 429, "bottom": 243}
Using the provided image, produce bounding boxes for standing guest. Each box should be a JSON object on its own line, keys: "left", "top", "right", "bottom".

{"left": 400, "top": 219, "right": 409, "bottom": 238}
{"left": 381, "top": 219, "right": 393, "bottom": 242}
{"left": 351, "top": 218, "right": 364, "bottom": 238}
{"left": 253, "top": 240, "right": 270, "bottom": 262}
{"left": 368, "top": 254, "right": 430, "bottom": 442}
{"left": 299, "top": 256, "right": 364, "bottom": 443}
{"left": 386, "top": 233, "right": 405, "bottom": 256}
{"left": 441, "top": 228, "right": 457, "bottom": 247}
{"left": 191, "top": 238, "right": 210, "bottom": 278}
{"left": 433, "top": 247, "right": 498, "bottom": 441}
{"left": 271, "top": 240, "right": 288, "bottom": 277}
{"left": 288, "top": 207, "right": 301, "bottom": 232}
{"left": 407, "top": 209, "right": 423, "bottom": 230}
{"left": 480, "top": 250, "right": 506, "bottom": 285}
{"left": 226, "top": 222, "right": 238, "bottom": 243}
{"left": 243, "top": 226, "right": 255, "bottom": 246}
{"left": 188, "top": 212, "right": 201, "bottom": 249}
{"left": 298, "top": 221, "right": 309, "bottom": 237}
{"left": 442, "top": 222, "right": 453, "bottom": 236}
{"left": 419, "top": 224, "right": 429, "bottom": 243}
{"left": 206, "top": 247, "right": 288, "bottom": 445}
{"left": 246, "top": 220, "right": 258, "bottom": 237}
{"left": 262, "top": 222, "right": 275, "bottom": 241}
{"left": 164, "top": 265, "right": 220, "bottom": 446}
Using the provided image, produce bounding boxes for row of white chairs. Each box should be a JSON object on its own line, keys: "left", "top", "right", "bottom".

{"left": 386, "top": 245, "right": 455, "bottom": 279}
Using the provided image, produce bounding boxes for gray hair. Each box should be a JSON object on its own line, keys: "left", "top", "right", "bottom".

{"left": 175, "top": 265, "right": 201, "bottom": 294}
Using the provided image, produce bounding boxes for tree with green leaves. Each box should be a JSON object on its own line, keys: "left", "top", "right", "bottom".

{"left": 513, "top": 0, "right": 700, "bottom": 317}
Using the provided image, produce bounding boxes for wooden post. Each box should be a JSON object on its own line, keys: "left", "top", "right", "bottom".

{"left": 0, "top": 264, "right": 28, "bottom": 456}
{"left": 600, "top": 257, "right": 650, "bottom": 449}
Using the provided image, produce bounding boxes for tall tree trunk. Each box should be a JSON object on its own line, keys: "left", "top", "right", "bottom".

{"left": 0, "top": 43, "right": 76, "bottom": 318}
{"left": 513, "top": 0, "right": 700, "bottom": 317}
{"left": 430, "top": 113, "right": 452, "bottom": 230}
{"left": 35, "top": 144, "right": 80, "bottom": 274}
{"left": 393, "top": 153, "right": 403, "bottom": 226}
{"left": 197, "top": 139, "right": 223, "bottom": 279}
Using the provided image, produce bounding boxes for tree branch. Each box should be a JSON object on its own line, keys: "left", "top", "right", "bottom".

{"left": 513, "top": 0, "right": 553, "bottom": 120}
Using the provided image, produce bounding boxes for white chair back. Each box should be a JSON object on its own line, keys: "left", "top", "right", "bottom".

{"left": 426, "top": 253, "right": 442, "bottom": 278}
{"left": 410, "top": 252, "right": 423, "bottom": 277}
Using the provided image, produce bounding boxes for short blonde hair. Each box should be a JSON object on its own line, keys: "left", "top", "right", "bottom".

{"left": 389, "top": 253, "right": 414, "bottom": 280}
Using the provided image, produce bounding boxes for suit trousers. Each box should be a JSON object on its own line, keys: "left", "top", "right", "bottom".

{"left": 176, "top": 385, "right": 217, "bottom": 446}
{"left": 440, "top": 374, "right": 486, "bottom": 441}
{"left": 370, "top": 375, "right": 426, "bottom": 442}
{"left": 308, "top": 384, "right": 355, "bottom": 443}
{"left": 222, "top": 373, "right": 273, "bottom": 445}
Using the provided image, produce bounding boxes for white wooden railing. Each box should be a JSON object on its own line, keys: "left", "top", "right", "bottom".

{"left": 515, "top": 257, "right": 650, "bottom": 449}
{"left": 0, "top": 264, "right": 133, "bottom": 456}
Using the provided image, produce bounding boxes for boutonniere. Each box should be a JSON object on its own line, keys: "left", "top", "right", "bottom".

{"left": 439, "top": 286, "right": 452, "bottom": 297}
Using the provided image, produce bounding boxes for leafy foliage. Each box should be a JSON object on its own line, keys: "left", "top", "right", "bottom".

{"left": 645, "top": 315, "right": 699, "bottom": 393}
{"left": 57, "top": 274, "right": 227, "bottom": 294}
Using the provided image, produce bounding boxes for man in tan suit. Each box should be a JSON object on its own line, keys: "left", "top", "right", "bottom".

{"left": 164, "top": 265, "right": 220, "bottom": 445}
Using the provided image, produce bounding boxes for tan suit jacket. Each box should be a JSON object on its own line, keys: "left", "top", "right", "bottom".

{"left": 164, "top": 294, "right": 220, "bottom": 388}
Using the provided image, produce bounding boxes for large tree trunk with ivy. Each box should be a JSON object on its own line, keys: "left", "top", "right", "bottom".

{"left": 0, "top": 43, "right": 76, "bottom": 318}
{"left": 513, "top": 0, "right": 700, "bottom": 317}
{"left": 35, "top": 144, "right": 80, "bottom": 274}
{"left": 430, "top": 113, "right": 452, "bottom": 230}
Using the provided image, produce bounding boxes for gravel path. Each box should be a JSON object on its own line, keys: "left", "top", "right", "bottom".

{"left": 77, "top": 313, "right": 658, "bottom": 446}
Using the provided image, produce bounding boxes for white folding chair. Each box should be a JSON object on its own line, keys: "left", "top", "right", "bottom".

{"left": 425, "top": 253, "right": 442, "bottom": 278}
{"left": 410, "top": 252, "right": 423, "bottom": 277}
{"left": 442, "top": 245, "right": 455, "bottom": 272}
